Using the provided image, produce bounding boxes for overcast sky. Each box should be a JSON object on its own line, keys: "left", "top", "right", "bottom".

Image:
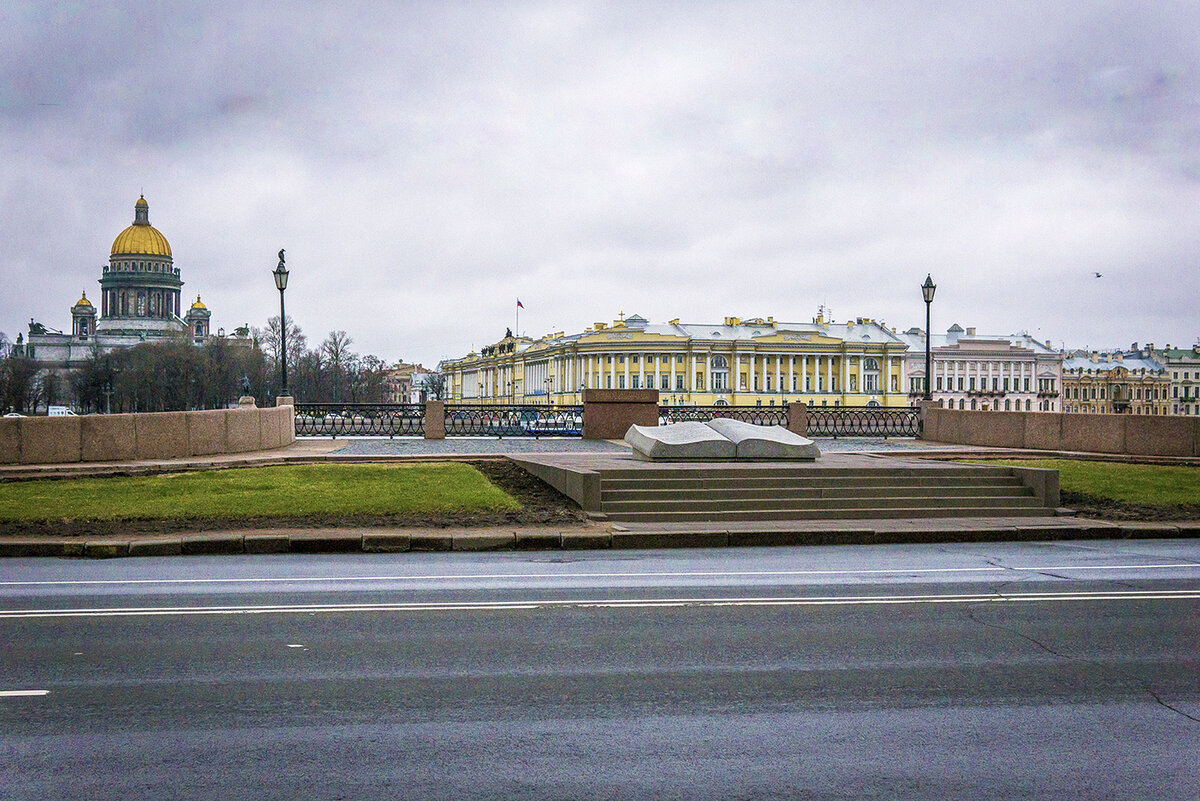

{"left": 3, "top": 1, "right": 1198, "bottom": 366}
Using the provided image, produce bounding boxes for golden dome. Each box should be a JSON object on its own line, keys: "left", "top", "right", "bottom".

{"left": 190, "top": 295, "right": 207, "bottom": 310}
{"left": 74, "top": 291, "right": 92, "bottom": 307}
{"left": 111, "top": 196, "right": 172, "bottom": 257}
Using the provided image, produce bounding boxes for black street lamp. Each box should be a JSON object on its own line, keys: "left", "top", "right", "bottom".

{"left": 273, "top": 249, "right": 290, "bottom": 398}
{"left": 921, "top": 274, "right": 937, "bottom": 401}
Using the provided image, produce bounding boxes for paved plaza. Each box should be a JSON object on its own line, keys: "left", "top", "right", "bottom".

{"left": 322, "top": 436, "right": 967, "bottom": 457}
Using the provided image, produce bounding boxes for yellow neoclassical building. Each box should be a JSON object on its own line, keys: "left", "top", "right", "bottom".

{"left": 440, "top": 311, "right": 911, "bottom": 408}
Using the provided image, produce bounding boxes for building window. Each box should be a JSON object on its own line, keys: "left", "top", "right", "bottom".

{"left": 676, "top": 376, "right": 684, "bottom": 390}
{"left": 661, "top": 375, "right": 669, "bottom": 390}
{"left": 630, "top": 376, "right": 638, "bottom": 389}
{"left": 618, "top": 375, "right": 626, "bottom": 389}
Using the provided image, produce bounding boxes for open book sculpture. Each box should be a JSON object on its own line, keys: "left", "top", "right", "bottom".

{"left": 624, "top": 418, "right": 820, "bottom": 461}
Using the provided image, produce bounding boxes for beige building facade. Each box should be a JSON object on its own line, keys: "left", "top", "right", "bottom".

{"left": 1061, "top": 350, "right": 1170, "bottom": 415}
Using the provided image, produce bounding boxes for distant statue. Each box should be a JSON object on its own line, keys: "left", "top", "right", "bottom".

{"left": 233, "top": 325, "right": 250, "bottom": 338}
{"left": 28, "top": 318, "right": 46, "bottom": 335}
{"left": 240, "top": 375, "right": 252, "bottom": 395}
{"left": 505, "top": 327, "right": 513, "bottom": 339}
{"left": 277, "top": 249, "right": 286, "bottom": 268}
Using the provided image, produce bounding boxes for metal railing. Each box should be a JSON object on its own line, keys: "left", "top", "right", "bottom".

{"left": 444, "top": 404, "right": 583, "bottom": 437}
{"left": 657, "top": 405, "right": 788, "bottom": 427}
{"left": 805, "top": 405, "right": 920, "bottom": 438}
{"left": 294, "top": 403, "right": 425, "bottom": 437}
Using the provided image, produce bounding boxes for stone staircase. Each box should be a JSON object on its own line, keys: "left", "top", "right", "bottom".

{"left": 596, "top": 464, "right": 1047, "bottom": 523}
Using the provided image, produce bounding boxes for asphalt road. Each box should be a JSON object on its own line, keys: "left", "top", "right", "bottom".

{"left": 2, "top": 540, "right": 1198, "bottom": 800}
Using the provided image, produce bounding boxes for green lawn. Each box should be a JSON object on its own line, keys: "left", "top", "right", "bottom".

{"left": 0, "top": 463, "right": 521, "bottom": 523}
{"left": 977, "top": 459, "right": 1200, "bottom": 508}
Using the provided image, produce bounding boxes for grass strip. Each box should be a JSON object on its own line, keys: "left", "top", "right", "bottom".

{"left": 973, "top": 459, "right": 1200, "bottom": 508}
{"left": 0, "top": 463, "right": 521, "bottom": 523}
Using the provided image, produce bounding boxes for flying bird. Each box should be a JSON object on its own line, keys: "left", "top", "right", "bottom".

{"left": 1094, "top": 272, "right": 1102, "bottom": 278}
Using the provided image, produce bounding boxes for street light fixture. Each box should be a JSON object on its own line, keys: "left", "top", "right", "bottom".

{"left": 921, "top": 274, "right": 937, "bottom": 401}
{"left": 273, "top": 250, "right": 290, "bottom": 398}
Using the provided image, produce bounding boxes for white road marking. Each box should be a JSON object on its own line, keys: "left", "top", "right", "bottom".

{"left": 0, "top": 590, "right": 1197, "bottom": 619}
{"left": 0, "top": 690, "right": 50, "bottom": 697}
{"left": 285, "top": 644, "right": 305, "bottom": 648}
{"left": 0, "top": 563, "right": 1196, "bottom": 588}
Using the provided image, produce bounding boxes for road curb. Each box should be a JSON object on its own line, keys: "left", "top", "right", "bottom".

{"left": 0, "top": 520, "right": 1196, "bottom": 559}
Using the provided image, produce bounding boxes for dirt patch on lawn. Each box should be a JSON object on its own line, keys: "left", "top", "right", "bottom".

{"left": 1063, "top": 490, "right": 1200, "bottom": 521}
{"left": 0, "top": 458, "right": 586, "bottom": 538}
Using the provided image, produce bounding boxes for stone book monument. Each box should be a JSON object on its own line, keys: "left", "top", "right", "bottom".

{"left": 625, "top": 418, "right": 820, "bottom": 461}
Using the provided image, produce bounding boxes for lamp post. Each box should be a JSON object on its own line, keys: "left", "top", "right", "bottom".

{"left": 273, "top": 250, "right": 290, "bottom": 398}
{"left": 921, "top": 274, "right": 937, "bottom": 401}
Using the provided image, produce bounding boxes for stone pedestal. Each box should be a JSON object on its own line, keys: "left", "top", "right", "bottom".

{"left": 582, "top": 389, "right": 659, "bottom": 440}
{"left": 238, "top": 396, "right": 257, "bottom": 408}
{"left": 275, "top": 395, "right": 294, "bottom": 407}
{"left": 786, "top": 401, "right": 808, "bottom": 436}
{"left": 424, "top": 400, "right": 445, "bottom": 439}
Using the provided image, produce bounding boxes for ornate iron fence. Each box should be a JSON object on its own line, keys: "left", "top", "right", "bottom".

{"left": 444, "top": 404, "right": 583, "bottom": 437}
{"left": 657, "top": 405, "right": 788, "bottom": 427}
{"left": 294, "top": 404, "right": 425, "bottom": 437}
{"left": 805, "top": 405, "right": 920, "bottom": 438}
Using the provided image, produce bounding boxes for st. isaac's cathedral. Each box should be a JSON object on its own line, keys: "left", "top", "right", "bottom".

{"left": 18, "top": 196, "right": 223, "bottom": 368}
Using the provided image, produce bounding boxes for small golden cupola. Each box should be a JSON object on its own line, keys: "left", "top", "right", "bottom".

{"left": 71, "top": 291, "right": 97, "bottom": 339}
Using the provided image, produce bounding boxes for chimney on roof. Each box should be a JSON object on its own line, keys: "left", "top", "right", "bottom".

{"left": 966, "top": 327, "right": 976, "bottom": 336}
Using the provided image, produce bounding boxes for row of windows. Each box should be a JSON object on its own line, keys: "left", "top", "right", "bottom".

{"left": 934, "top": 376, "right": 1036, "bottom": 392}
{"left": 598, "top": 354, "right": 882, "bottom": 370}
{"left": 1066, "top": 405, "right": 1168, "bottom": 414}
{"left": 110, "top": 260, "right": 173, "bottom": 273}
{"left": 938, "top": 360, "right": 1034, "bottom": 374}
{"left": 1065, "top": 385, "right": 1168, "bottom": 401}
{"left": 945, "top": 398, "right": 1036, "bottom": 411}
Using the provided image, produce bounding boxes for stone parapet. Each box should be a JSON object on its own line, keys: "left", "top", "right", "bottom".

{"left": 0, "top": 403, "right": 296, "bottom": 465}
{"left": 922, "top": 406, "right": 1200, "bottom": 457}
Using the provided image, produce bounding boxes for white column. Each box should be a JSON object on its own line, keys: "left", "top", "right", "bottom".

{"left": 774, "top": 355, "right": 781, "bottom": 394}
{"left": 734, "top": 353, "right": 741, "bottom": 393}
{"left": 639, "top": 352, "right": 645, "bottom": 390}
{"left": 670, "top": 355, "right": 677, "bottom": 395}
{"left": 802, "top": 355, "right": 808, "bottom": 392}
{"left": 789, "top": 355, "right": 795, "bottom": 393}
{"left": 826, "top": 355, "right": 832, "bottom": 393}
{"left": 883, "top": 354, "right": 890, "bottom": 395}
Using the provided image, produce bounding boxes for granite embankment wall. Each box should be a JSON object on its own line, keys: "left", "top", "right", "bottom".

{"left": 0, "top": 404, "right": 295, "bottom": 465}
{"left": 923, "top": 406, "right": 1200, "bottom": 457}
